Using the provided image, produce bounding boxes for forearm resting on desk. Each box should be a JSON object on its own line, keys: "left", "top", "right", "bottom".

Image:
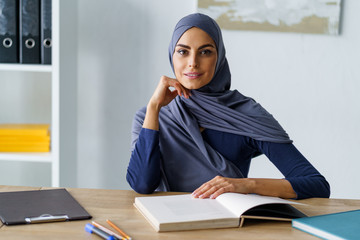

{"left": 192, "top": 176, "right": 297, "bottom": 199}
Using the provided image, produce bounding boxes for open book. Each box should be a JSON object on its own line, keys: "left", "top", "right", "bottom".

{"left": 134, "top": 193, "right": 306, "bottom": 232}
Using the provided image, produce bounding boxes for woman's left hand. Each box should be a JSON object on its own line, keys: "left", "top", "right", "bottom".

{"left": 191, "top": 176, "right": 253, "bottom": 199}
{"left": 191, "top": 176, "right": 297, "bottom": 199}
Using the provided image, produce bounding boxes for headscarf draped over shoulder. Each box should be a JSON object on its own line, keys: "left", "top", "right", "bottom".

{"left": 134, "top": 13, "right": 291, "bottom": 192}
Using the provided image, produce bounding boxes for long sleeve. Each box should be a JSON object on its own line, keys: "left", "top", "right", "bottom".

{"left": 202, "top": 129, "right": 330, "bottom": 199}
{"left": 252, "top": 139, "right": 331, "bottom": 199}
{"left": 126, "top": 128, "right": 161, "bottom": 193}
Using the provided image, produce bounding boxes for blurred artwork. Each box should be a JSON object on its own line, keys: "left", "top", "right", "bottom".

{"left": 198, "top": 0, "right": 342, "bottom": 35}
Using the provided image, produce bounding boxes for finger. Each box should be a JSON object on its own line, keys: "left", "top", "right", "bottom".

{"left": 192, "top": 183, "right": 212, "bottom": 198}
{"left": 171, "top": 81, "right": 183, "bottom": 97}
{"left": 196, "top": 183, "right": 224, "bottom": 199}
{"left": 169, "top": 89, "right": 179, "bottom": 99}
{"left": 199, "top": 185, "right": 220, "bottom": 199}
{"left": 183, "top": 88, "right": 191, "bottom": 99}
{"left": 199, "top": 180, "right": 229, "bottom": 199}
{"left": 166, "top": 88, "right": 179, "bottom": 102}
{"left": 167, "top": 78, "right": 191, "bottom": 99}
{"left": 192, "top": 176, "right": 223, "bottom": 197}
{"left": 177, "top": 84, "right": 190, "bottom": 98}
{"left": 177, "top": 85, "right": 190, "bottom": 99}
{"left": 210, "top": 186, "right": 229, "bottom": 199}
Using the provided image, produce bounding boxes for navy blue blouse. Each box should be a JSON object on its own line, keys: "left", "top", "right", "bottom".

{"left": 127, "top": 128, "right": 330, "bottom": 199}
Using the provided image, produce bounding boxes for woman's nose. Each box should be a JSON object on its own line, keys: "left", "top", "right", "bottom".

{"left": 188, "top": 54, "right": 199, "bottom": 68}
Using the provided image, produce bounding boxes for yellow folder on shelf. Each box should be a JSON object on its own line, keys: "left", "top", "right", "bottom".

{"left": 0, "top": 135, "right": 50, "bottom": 142}
{"left": 0, "top": 124, "right": 51, "bottom": 152}
{"left": 0, "top": 124, "right": 50, "bottom": 136}
{"left": 0, "top": 146, "right": 50, "bottom": 152}
{"left": 0, "top": 142, "right": 49, "bottom": 147}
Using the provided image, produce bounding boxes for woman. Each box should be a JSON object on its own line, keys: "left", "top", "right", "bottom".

{"left": 127, "top": 13, "right": 330, "bottom": 200}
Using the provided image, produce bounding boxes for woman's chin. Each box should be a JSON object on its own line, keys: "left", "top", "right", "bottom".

{"left": 182, "top": 84, "right": 206, "bottom": 90}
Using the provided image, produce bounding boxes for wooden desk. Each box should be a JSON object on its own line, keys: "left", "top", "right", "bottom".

{"left": 0, "top": 185, "right": 359, "bottom": 240}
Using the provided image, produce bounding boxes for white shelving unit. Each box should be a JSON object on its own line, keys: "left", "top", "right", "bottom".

{"left": 0, "top": 0, "right": 60, "bottom": 187}
{"left": 0, "top": 64, "right": 52, "bottom": 72}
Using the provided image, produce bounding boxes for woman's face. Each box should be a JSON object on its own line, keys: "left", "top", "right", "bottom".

{"left": 173, "top": 27, "right": 217, "bottom": 90}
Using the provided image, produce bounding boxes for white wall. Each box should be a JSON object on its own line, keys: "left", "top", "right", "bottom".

{"left": 226, "top": 0, "right": 360, "bottom": 199}
{"left": 75, "top": 0, "right": 360, "bottom": 198}
{"left": 76, "top": 0, "right": 197, "bottom": 189}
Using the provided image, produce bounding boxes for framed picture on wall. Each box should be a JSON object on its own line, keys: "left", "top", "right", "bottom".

{"left": 198, "top": 0, "right": 342, "bottom": 35}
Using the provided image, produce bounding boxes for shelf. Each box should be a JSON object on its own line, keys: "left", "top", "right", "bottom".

{"left": 0, "top": 0, "right": 64, "bottom": 187}
{"left": 0, "top": 64, "right": 52, "bottom": 73}
{"left": 0, "top": 152, "right": 52, "bottom": 163}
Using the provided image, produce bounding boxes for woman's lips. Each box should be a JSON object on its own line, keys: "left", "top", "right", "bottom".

{"left": 184, "top": 72, "right": 203, "bottom": 79}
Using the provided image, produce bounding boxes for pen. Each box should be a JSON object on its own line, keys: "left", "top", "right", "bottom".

{"left": 106, "top": 219, "right": 132, "bottom": 240}
{"left": 92, "top": 221, "right": 126, "bottom": 240}
{"left": 85, "top": 223, "right": 116, "bottom": 240}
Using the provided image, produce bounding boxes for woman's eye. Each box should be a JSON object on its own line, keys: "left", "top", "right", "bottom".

{"left": 177, "top": 49, "right": 187, "bottom": 55}
{"left": 200, "top": 49, "right": 212, "bottom": 55}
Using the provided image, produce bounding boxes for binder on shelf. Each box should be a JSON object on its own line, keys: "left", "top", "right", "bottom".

{"left": 0, "top": 0, "right": 19, "bottom": 63}
{"left": 40, "top": 0, "right": 51, "bottom": 64}
{"left": 19, "top": 0, "right": 41, "bottom": 64}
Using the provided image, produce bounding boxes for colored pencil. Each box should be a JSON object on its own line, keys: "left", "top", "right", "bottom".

{"left": 92, "top": 221, "right": 125, "bottom": 240}
{"left": 106, "top": 219, "right": 132, "bottom": 240}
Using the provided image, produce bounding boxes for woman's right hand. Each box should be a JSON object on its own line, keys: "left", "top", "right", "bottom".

{"left": 143, "top": 76, "right": 191, "bottom": 130}
{"left": 148, "top": 76, "right": 191, "bottom": 110}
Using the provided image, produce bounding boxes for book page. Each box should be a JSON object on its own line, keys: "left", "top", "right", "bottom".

{"left": 216, "top": 193, "right": 299, "bottom": 217}
{"left": 135, "top": 194, "right": 237, "bottom": 224}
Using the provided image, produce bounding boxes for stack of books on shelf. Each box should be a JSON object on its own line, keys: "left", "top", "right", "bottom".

{"left": 0, "top": 124, "right": 50, "bottom": 152}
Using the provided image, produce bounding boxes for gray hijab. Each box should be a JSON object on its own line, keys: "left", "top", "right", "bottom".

{"left": 135, "top": 13, "right": 291, "bottom": 192}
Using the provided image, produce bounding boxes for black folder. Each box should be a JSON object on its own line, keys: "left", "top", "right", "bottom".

{"left": 40, "top": 0, "right": 51, "bottom": 64}
{"left": 19, "top": 0, "right": 41, "bottom": 63}
{"left": 0, "top": 0, "right": 19, "bottom": 63}
{"left": 0, "top": 189, "right": 92, "bottom": 225}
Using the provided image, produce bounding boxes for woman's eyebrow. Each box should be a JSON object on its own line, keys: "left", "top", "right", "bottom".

{"left": 176, "top": 44, "right": 190, "bottom": 49}
{"left": 198, "top": 44, "right": 216, "bottom": 50}
{"left": 175, "top": 43, "right": 216, "bottom": 50}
